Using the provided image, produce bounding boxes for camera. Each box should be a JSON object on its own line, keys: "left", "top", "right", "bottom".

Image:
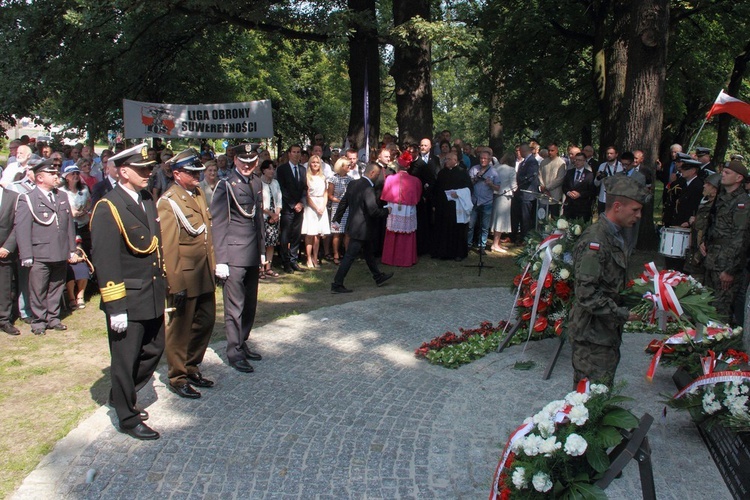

{"left": 596, "top": 170, "right": 608, "bottom": 180}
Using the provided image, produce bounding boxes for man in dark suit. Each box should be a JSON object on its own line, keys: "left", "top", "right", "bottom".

{"left": 15, "top": 160, "right": 77, "bottom": 335}
{"left": 663, "top": 157, "right": 704, "bottom": 271}
{"left": 276, "top": 144, "right": 307, "bottom": 273}
{"left": 0, "top": 185, "right": 19, "bottom": 335}
{"left": 90, "top": 158, "right": 118, "bottom": 206}
{"left": 331, "top": 162, "right": 393, "bottom": 293}
{"left": 517, "top": 143, "right": 540, "bottom": 239}
{"left": 210, "top": 144, "right": 266, "bottom": 374}
{"left": 157, "top": 148, "right": 216, "bottom": 398}
{"left": 562, "top": 153, "right": 597, "bottom": 222}
{"left": 409, "top": 138, "right": 440, "bottom": 255}
{"left": 90, "top": 143, "right": 165, "bottom": 440}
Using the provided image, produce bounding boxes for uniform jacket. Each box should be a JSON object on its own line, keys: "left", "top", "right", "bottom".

{"left": 670, "top": 176, "right": 704, "bottom": 227}
{"left": 91, "top": 177, "right": 115, "bottom": 206}
{"left": 704, "top": 187, "right": 750, "bottom": 276}
{"left": 89, "top": 185, "right": 166, "bottom": 320}
{"left": 334, "top": 177, "right": 388, "bottom": 241}
{"left": 276, "top": 162, "right": 307, "bottom": 212}
{"left": 567, "top": 217, "right": 630, "bottom": 347}
{"left": 157, "top": 184, "right": 215, "bottom": 297}
{"left": 210, "top": 169, "right": 265, "bottom": 268}
{"left": 15, "top": 186, "right": 76, "bottom": 263}
{"left": 0, "top": 188, "right": 18, "bottom": 263}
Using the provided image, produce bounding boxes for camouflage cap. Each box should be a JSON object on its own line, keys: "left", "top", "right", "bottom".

{"left": 604, "top": 175, "right": 648, "bottom": 205}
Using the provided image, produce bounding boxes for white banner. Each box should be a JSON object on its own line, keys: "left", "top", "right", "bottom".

{"left": 123, "top": 99, "right": 274, "bottom": 139}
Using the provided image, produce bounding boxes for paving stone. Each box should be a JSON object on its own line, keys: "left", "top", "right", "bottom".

{"left": 11, "top": 288, "right": 732, "bottom": 499}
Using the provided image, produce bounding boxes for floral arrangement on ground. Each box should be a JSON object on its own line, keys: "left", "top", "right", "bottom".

{"left": 666, "top": 348, "right": 750, "bottom": 433}
{"left": 490, "top": 381, "right": 639, "bottom": 499}
{"left": 414, "top": 321, "right": 508, "bottom": 369}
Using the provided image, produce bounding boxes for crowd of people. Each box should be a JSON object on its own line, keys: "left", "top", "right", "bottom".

{"left": 2, "top": 131, "right": 748, "bottom": 437}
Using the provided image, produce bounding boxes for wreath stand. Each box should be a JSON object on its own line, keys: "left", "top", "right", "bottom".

{"left": 595, "top": 413, "right": 656, "bottom": 500}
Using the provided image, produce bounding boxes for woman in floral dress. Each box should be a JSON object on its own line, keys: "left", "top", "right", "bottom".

{"left": 327, "top": 158, "right": 352, "bottom": 264}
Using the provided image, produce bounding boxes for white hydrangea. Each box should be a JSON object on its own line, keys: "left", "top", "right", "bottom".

{"left": 702, "top": 391, "right": 722, "bottom": 414}
{"left": 512, "top": 467, "right": 528, "bottom": 489}
{"left": 590, "top": 384, "right": 608, "bottom": 395}
{"left": 559, "top": 268, "right": 570, "bottom": 280}
{"left": 532, "top": 471, "right": 553, "bottom": 493}
{"left": 568, "top": 405, "right": 589, "bottom": 426}
{"left": 564, "top": 433, "right": 588, "bottom": 456}
{"left": 552, "top": 244, "right": 563, "bottom": 255}
{"left": 557, "top": 219, "right": 569, "bottom": 230}
{"left": 565, "top": 391, "right": 590, "bottom": 406}
{"left": 724, "top": 393, "right": 749, "bottom": 417}
{"left": 573, "top": 224, "right": 582, "bottom": 236}
{"left": 539, "top": 436, "right": 562, "bottom": 456}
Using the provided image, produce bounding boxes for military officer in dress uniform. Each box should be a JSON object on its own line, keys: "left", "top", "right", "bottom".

{"left": 157, "top": 148, "right": 216, "bottom": 399}
{"left": 567, "top": 176, "right": 648, "bottom": 386}
{"left": 90, "top": 143, "right": 166, "bottom": 440}
{"left": 210, "top": 143, "right": 265, "bottom": 373}
{"left": 15, "top": 159, "right": 77, "bottom": 335}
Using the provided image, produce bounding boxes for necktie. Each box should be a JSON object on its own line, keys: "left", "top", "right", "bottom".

{"left": 294, "top": 165, "right": 299, "bottom": 183}
{"left": 575, "top": 171, "right": 581, "bottom": 182}
{"left": 48, "top": 192, "right": 55, "bottom": 204}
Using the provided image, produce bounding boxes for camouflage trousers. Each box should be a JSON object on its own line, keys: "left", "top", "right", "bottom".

{"left": 704, "top": 269, "right": 746, "bottom": 325}
{"left": 570, "top": 339, "right": 621, "bottom": 387}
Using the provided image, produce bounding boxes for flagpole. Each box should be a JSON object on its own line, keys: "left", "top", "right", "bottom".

{"left": 687, "top": 116, "right": 709, "bottom": 153}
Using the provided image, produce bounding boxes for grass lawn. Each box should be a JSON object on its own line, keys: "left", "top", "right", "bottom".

{"left": 0, "top": 249, "right": 517, "bottom": 498}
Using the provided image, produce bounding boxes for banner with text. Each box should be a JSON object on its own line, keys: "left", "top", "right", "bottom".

{"left": 123, "top": 99, "right": 274, "bottom": 139}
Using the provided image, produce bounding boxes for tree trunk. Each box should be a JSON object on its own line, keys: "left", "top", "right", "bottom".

{"left": 391, "top": 0, "right": 433, "bottom": 146}
{"left": 714, "top": 40, "right": 750, "bottom": 165}
{"left": 347, "top": 0, "right": 380, "bottom": 154}
{"left": 488, "top": 73, "right": 504, "bottom": 155}
{"left": 617, "top": 0, "right": 669, "bottom": 251}
{"left": 598, "top": 0, "right": 630, "bottom": 159}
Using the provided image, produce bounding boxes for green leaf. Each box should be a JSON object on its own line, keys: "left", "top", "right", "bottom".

{"left": 513, "top": 360, "right": 535, "bottom": 370}
{"left": 571, "top": 482, "right": 608, "bottom": 500}
{"left": 596, "top": 426, "right": 624, "bottom": 448}
{"left": 601, "top": 408, "right": 639, "bottom": 429}
{"left": 586, "top": 445, "right": 610, "bottom": 473}
{"left": 602, "top": 395, "right": 634, "bottom": 405}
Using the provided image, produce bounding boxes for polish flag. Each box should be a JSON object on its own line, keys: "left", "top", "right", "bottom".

{"left": 706, "top": 90, "right": 750, "bottom": 125}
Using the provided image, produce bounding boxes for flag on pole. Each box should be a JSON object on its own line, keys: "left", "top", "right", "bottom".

{"left": 706, "top": 90, "right": 750, "bottom": 125}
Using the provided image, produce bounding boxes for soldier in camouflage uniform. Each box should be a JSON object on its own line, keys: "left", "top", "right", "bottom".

{"left": 567, "top": 176, "right": 648, "bottom": 386}
{"left": 701, "top": 160, "right": 750, "bottom": 325}
{"left": 684, "top": 173, "right": 720, "bottom": 277}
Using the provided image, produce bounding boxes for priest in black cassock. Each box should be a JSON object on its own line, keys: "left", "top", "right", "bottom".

{"left": 431, "top": 152, "right": 473, "bottom": 260}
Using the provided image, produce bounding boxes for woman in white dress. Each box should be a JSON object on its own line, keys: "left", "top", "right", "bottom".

{"left": 301, "top": 155, "right": 331, "bottom": 268}
{"left": 491, "top": 152, "right": 518, "bottom": 253}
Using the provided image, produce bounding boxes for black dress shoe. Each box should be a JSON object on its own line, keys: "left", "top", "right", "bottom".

{"left": 283, "top": 264, "right": 294, "bottom": 274}
{"left": 120, "top": 422, "right": 160, "bottom": 440}
{"left": 52, "top": 324, "right": 68, "bottom": 331}
{"left": 241, "top": 344, "right": 262, "bottom": 361}
{"left": 331, "top": 284, "right": 353, "bottom": 294}
{"left": 187, "top": 372, "right": 215, "bottom": 388}
{"left": 375, "top": 272, "right": 394, "bottom": 287}
{"left": 168, "top": 382, "right": 201, "bottom": 399}
{"left": 229, "top": 359, "right": 254, "bottom": 373}
{"left": 290, "top": 262, "right": 304, "bottom": 272}
{"left": 0, "top": 323, "right": 20, "bottom": 335}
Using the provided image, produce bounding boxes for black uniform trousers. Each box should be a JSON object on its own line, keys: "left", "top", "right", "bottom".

{"left": 333, "top": 238, "right": 382, "bottom": 286}
{"left": 166, "top": 292, "right": 216, "bottom": 386}
{"left": 108, "top": 315, "right": 165, "bottom": 429}
{"left": 29, "top": 260, "right": 66, "bottom": 330}
{"left": 0, "top": 261, "right": 14, "bottom": 323}
{"left": 280, "top": 209, "right": 304, "bottom": 265}
{"left": 223, "top": 266, "right": 259, "bottom": 364}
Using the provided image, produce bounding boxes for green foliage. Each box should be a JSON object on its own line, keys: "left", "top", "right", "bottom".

{"left": 424, "top": 330, "right": 502, "bottom": 368}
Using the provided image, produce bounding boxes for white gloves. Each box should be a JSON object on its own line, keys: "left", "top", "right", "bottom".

{"left": 215, "top": 263, "right": 229, "bottom": 280}
{"left": 21, "top": 258, "right": 33, "bottom": 267}
{"left": 110, "top": 313, "right": 128, "bottom": 333}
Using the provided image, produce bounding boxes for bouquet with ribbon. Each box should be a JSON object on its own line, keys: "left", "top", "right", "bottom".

{"left": 666, "top": 349, "right": 750, "bottom": 432}
{"left": 490, "top": 380, "right": 639, "bottom": 499}
{"left": 507, "top": 217, "right": 588, "bottom": 345}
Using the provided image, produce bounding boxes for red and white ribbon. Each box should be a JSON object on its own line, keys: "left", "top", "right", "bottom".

{"left": 640, "top": 261, "right": 687, "bottom": 318}
{"left": 673, "top": 370, "right": 750, "bottom": 399}
{"left": 645, "top": 325, "right": 733, "bottom": 381}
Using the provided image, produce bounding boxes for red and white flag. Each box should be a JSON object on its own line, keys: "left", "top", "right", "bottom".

{"left": 706, "top": 90, "right": 750, "bottom": 125}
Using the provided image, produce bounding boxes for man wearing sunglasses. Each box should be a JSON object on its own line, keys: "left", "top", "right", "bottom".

{"left": 157, "top": 149, "right": 216, "bottom": 399}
